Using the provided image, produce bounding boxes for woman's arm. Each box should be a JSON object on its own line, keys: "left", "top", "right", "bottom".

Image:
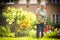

{"left": 35, "top": 8, "right": 40, "bottom": 16}
{"left": 43, "top": 9, "right": 47, "bottom": 25}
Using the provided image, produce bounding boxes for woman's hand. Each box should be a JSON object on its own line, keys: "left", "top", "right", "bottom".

{"left": 36, "top": 13, "right": 40, "bottom": 16}
{"left": 44, "top": 20, "right": 46, "bottom": 25}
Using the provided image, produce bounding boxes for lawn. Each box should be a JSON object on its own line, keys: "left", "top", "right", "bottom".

{"left": 0, "top": 37, "right": 60, "bottom": 40}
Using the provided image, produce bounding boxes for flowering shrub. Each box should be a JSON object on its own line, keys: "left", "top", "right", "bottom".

{"left": 44, "top": 25, "right": 55, "bottom": 33}
{"left": 2, "top": 7, "right": 36, "bottom": 29}
{"left": 18, "top": 11, "right": 36, "bottom": 29}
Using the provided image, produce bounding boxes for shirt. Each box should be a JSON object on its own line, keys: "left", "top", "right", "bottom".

{"left": 36, "top": 8, "right": 46, "bottom": 24}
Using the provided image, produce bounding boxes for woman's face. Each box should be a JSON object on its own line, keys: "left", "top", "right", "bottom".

{"left": 41, "top": 5, "right": 46, "bottom": 9}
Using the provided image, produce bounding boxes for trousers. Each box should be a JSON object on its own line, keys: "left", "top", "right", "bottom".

{"left": 36, "top": 23, "right": 45, "bottom": 38}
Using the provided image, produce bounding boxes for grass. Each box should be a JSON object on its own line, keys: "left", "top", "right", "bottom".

{"left": 0, "top": 37, "right": 60, "bottom": 40}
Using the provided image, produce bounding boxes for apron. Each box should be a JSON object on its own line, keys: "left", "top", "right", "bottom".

{"left": 36, "top": 9, "right": 45, "bottom": 24}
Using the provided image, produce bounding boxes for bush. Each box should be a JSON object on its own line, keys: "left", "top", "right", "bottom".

{"left": 2, "top": 7, "right": 36, "bottom": 37}
{"left": 28, "top": 29, "right": 36, "bottom": 38}
{"left": 2, "top": 7, "right": 36, "bottom": 29}
{"left": 46, "top": 16, "right": 60, "bottom": 29}
{"left": 53, "top": 23, "right": 60, "bottom": 29}
{"left": 44, "top": 30, "right": 57, "bottom": 38}
{"left": 15, "top": 28, "right": 29, "bottom": 37}
{"left": 0, "top": 25, "right": 11, "bottom": 37}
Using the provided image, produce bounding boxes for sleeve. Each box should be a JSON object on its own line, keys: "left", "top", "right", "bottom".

{"left": 35, "top": 8, "right": 40, "bottom": 14}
